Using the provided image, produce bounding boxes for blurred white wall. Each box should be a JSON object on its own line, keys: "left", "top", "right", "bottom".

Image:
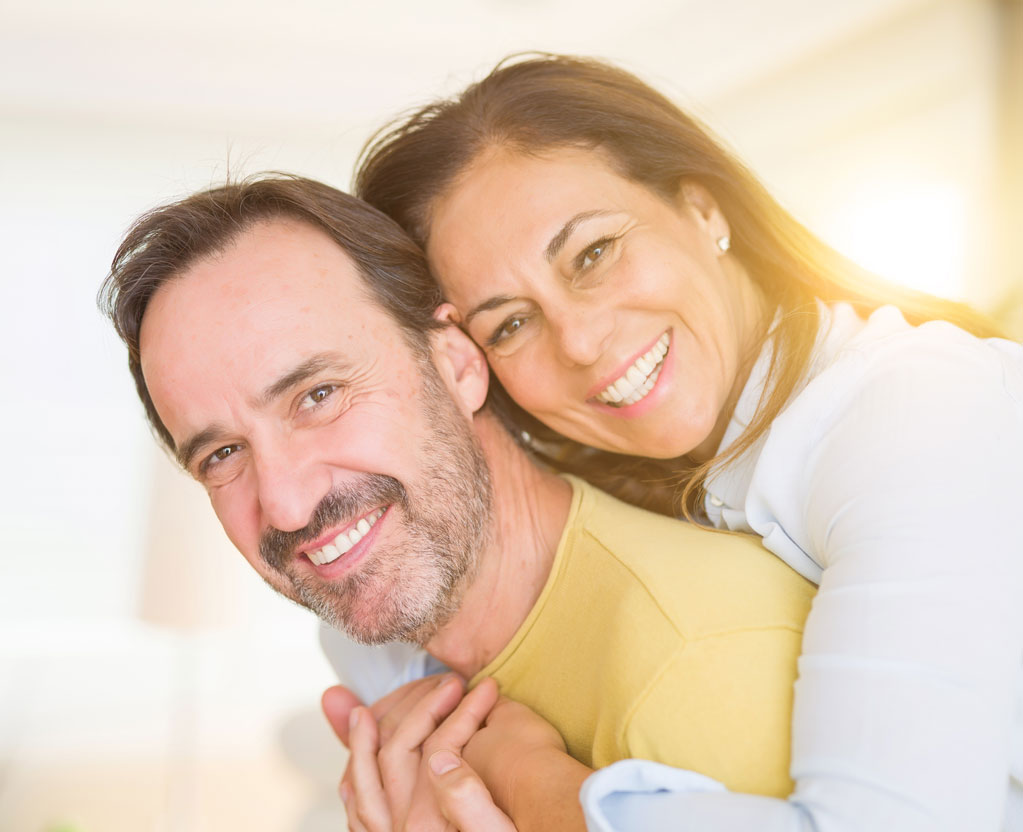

{"left": 0, "top": 0, "right": 1016, "bottom": 829}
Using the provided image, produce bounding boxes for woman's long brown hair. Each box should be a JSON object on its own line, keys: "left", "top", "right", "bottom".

{"left": 355, "top": 53, "right": 1003, "bottom": 520}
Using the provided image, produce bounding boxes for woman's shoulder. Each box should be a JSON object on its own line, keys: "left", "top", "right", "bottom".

{"left": 733, "top": 304, "right": 1023, "bottom": 572}
{"left": 756, "top": 301, "right": 1023, "bottom": 506}
{"left": 810, "top": 302, "right": 1022, "bottom": 385}
{"left": 791, "top": 302, "right": 1023, "bottom": 423}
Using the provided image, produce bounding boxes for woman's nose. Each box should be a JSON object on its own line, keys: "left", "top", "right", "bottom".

{"left": 549, "top": 301, "right": 615, "bottom": 367}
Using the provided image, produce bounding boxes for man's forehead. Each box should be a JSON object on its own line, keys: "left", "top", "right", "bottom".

{"left": 142, "top": 220, "right": 390, "bottom": 344}
{"left": 186, "top": 219, "right": 367, "bottom": 304}
{"left": 138, "top": 219, "right": 401, "bottom": 433}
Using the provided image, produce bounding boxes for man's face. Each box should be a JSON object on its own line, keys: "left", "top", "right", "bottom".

{"left": 139, "top": 219, "right": 491, "bottom": 645}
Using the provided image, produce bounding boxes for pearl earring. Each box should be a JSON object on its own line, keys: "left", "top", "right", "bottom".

{"left": 716, "top": 235, "right": 731, "bottom": 253}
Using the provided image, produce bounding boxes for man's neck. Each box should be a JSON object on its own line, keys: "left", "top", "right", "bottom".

{"left": 424, "top": 413, "right": 573, "bottom": 678}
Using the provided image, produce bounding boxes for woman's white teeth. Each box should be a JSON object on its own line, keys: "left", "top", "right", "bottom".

{"left": 597, "top": 333, "right": 669, "bottom": 407}
{"left": 308, "top": 508, "right": 386, "bottom": 566}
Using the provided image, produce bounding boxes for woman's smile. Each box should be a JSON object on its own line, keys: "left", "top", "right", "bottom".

{"left": 427, "top": 146, "right": 764, "bottom": 460}
{"left": 590, "top": 330, "right": 670, "bottom": 408}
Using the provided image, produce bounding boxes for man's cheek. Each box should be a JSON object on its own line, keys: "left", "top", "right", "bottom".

{"left": 209, "top": 493, "right": 259, "bottom": 567}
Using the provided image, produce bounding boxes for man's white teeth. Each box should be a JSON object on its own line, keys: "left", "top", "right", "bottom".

{"left": 308, "top": 508, "right": 386, "bottom": 566}
{"left": 596, "top": 333, "right": 669, "bottom": 407}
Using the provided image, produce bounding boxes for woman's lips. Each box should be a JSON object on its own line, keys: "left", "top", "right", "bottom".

{"left": 591, "top": 331, "right": 670, "bottom": 406}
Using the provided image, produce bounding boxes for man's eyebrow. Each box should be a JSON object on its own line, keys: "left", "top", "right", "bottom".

{"left": 255, "top": 352, "right": 353, "bottom": 407}
{"left": 544, "top": 210, "right": 615, "bottom": 263}
{"left": 176, "top": 425, "right": 230, "bottom": 471}
{"left": 175, "top": 352, "right": 355, "bottom": 471}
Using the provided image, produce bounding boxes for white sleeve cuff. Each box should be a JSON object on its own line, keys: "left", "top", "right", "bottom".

{"left": 580, "top": 760, "right": 725, "bottom": 832}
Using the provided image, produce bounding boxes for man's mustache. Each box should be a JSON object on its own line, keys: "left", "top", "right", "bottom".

{"left": 259, "top": 474, "right": 407, "bottom": 572}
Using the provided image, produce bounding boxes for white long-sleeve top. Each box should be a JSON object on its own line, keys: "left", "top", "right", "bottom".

{"left": 321, "top": 303, "right": 1023, "bottom": 832}
{"left": 583, "top": 303, "right": 1023, "bottom": 832}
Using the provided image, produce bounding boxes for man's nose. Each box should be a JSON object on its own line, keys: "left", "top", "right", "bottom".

{"left": 550, "top": 300, "right": 615, "bottom": 368}
{"left": 254, "top": 441, "right": 331, "bottom": 534}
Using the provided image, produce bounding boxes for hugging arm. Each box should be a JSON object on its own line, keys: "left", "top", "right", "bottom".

{"left": 584, "top": 345, "right": 1023, "bottom": 831}
{"left": 429, "top": 344, "right": 1023, "bottom": 832}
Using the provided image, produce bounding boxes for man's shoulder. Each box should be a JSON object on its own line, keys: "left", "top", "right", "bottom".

{"left": 572, "top": 476, "right": 768, "bottom": 571}
{"left": 568, "top": 478, "right": 815, "bottom": 637}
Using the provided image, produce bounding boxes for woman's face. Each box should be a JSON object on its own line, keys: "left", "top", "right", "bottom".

{"left": 426, "top": 146, "right": 764, "bottom": 461}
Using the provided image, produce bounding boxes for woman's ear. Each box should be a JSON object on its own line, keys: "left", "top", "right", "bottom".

{"left": 428, "top": 319, "right": 490, "bottom": 417}
{"left": 677, "top": 181, "right": 731, "bottom": 253}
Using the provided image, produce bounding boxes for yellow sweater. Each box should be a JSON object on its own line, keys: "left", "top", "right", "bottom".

{"left": 471, "top": 477, "right": 815, "bottom": 798}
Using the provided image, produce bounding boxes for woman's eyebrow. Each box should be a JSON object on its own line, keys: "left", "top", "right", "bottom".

{"left": 464, "top": 294, "right": 517, "bottom": 327}
{"left": 462, "top": 210, "right": 621, "bottom": 327}
{"left": 544, "top": 209, "right": 616, "bottom": 263}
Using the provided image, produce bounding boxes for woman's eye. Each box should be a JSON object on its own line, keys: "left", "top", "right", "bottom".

{"left": 576, "top": 237, "right": 615, "bottom": 270}
{"left": 301, "top": 384, "right": 336, "bottom": 409}
{"left": 487, "top": 315, "right": 527, "bottom": 347}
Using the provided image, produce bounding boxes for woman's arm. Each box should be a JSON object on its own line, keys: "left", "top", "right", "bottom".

{"left": 460, "top": 698, "right": 592, "bottom": 832}
{"left": 583, "top": 334, "right": 1023, "bottom": 831}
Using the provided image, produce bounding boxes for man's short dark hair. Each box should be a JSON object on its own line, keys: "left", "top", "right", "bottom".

{"left": 98, "top": 174, "right": 445, "bottom": 452}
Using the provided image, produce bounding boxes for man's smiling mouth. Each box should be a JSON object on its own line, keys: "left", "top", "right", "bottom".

{"left": 595, "top": 332, "right": 669, "bottom": 407}
{"left": 306, "top": 507, "right": 387, "bottom": 566}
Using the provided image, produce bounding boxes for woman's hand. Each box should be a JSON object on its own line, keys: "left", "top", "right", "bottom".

{"left": 456, "top": 691, "right": 592, "bottom": 832}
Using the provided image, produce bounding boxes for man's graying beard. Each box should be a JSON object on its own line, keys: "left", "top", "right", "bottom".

{"left": 259, "top": 474, "right": 406, "bottom": 575}
{"left": 257, "top": 357, "right": 492, "bottom": 646}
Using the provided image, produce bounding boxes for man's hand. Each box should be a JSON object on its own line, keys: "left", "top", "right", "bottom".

{"left": 321, "top": 675, "right": 501, "bottom": 831}
{"left": 427, "top": 748, "right": 516, "bottom": 831}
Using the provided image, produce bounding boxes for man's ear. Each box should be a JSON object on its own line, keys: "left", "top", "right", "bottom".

{"left": 676, "top": 181, "right": 730, "bottom": 251}
{"left": 429, "top": 313, "right": 489, "bottom": 416}
{"left": 434, "top": 302, "right": 462, "bottom": 326}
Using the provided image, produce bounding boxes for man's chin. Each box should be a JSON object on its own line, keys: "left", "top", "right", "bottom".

{"left": 295, "top": 584, "right": 446, "bottom": 647}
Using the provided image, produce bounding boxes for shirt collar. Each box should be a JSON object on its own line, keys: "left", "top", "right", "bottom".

{"left": 703, "top": 301, "right": 856, "bottom": 522}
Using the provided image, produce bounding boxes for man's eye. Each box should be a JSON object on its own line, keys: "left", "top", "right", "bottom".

{"left": 205, "top": 444, "right": 242, "bottom": 469}
{"left": 487, "top": 315, "right": 527, "bottom": 347}
{"left": 301, "top": 384, "right": 336, "bottom": 409}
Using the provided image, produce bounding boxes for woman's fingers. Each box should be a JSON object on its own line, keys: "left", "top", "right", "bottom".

{"left": 428, "top": 749, "right": 517, "bottom": 832}
{"left": 346, "top": 706, "right": 392, "bottom": 832}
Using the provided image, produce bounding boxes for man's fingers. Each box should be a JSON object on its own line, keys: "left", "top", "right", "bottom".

{"left": 376, "top": 673, "right": 462, "bottom": 744}
{"left": 322, "top": 684, "right": 363, "bottom": 746}
{"left": 340, "top": 779, "right": 369, "bottom": 832}
{"left": 423, "top": 677, "right": 500, "bottom": 758}
{"left": 376, "top": 675, "right": 465, "bottom": 826}
{"left": 428, "top": 749, "right": 516, "bottom": 832}
{"left": 379, "top": 675, "right": 465, "bottom": 758}
{"left": 347, "top": 706, "right": 392, "bottom": 832}
{"left": 371, "top": 674, "right": 444, "bottom": 723}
